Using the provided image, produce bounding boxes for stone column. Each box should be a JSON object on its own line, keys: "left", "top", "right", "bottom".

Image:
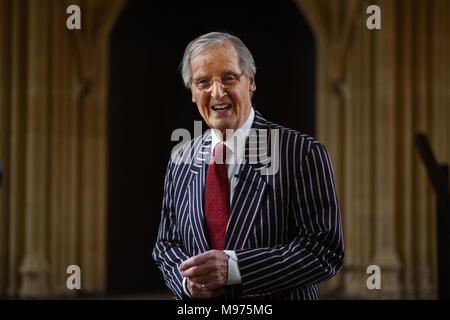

{"left": 19, "top": 0, "right": 51, "bottom": 297}
{"left": 371, "top": 0, "right": 401, "bottom": 298}
{"left": 7, "top": 0, "right": 28, "bottom": 297}
{"left": 413, "top": 0, "right": 432, "bottom": 298}
{"left": 399, "top": 0, "right": 415, "bottom": 299}
{"left": 359, "top": 0, "right": 375, "bottom": 298}
{"left": 0, "top": 0, "right": 12, "bottom": 295}
{"left": 49, "top": 0, "right": 72, "bottom": 295}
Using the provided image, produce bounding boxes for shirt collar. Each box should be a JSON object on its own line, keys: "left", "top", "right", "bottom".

{"left": 210, "top": 107, "right": 255, "bottom": 162}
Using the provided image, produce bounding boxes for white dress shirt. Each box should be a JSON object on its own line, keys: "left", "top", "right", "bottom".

{"left": 182, "top": 108, "right": 255, "bottom": 297}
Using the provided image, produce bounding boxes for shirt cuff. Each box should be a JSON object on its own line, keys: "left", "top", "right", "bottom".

{"left": 182, "top": 277, "right": 192, "bottom": 298}
{"left": 224, "top": 250, "right": 242, "bottom": 285}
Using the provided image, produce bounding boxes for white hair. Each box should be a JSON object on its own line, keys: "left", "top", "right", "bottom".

{"left": 180, "top": 32, "right": 256, "bottom": 88}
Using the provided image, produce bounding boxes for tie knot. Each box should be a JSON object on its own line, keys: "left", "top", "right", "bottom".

{"left": 213, "top": 143, "right": 227, "bottom": 164}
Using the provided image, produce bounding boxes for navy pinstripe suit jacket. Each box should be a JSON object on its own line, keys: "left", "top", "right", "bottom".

{"left": 152, "top": 111, "right": 344, "bottom": 300}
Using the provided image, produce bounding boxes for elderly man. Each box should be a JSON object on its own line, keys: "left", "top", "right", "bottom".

{"left": 152, "top": 32, "right": 344, "bottom": 300}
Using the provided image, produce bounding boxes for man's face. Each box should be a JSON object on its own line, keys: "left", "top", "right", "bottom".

{"left": 190, "top": 41, "right": 256, "bottom": 139}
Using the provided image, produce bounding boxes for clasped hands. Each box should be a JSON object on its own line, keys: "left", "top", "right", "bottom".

{"left": 179, "top": 250, "right": 229, "bottom": 299}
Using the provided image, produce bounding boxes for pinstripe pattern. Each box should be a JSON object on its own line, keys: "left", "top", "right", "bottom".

{"left": 152, "top": 111, "right": 344, "bottom": 300}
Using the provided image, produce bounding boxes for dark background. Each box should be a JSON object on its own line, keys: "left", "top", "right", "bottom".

{"left": 106, "top": 0, "right": 316, "bottom": 295}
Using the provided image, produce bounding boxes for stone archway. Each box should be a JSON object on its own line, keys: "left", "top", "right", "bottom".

{"left": 1, "top": 0, "right": 448, "bottom": 299}
{"left": 0, "top": 0, "right": 126, "bottom": 298}
{"left": 297, "top": 0, "right": 450, "bottom": 299}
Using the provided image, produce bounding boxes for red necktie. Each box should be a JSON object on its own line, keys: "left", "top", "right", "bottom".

{"left": 205, "top": 143, "right": 230, "bottom": 250}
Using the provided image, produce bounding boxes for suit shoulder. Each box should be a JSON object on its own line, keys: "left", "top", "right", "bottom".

{"left": 264, "top": 120, "right": 326, "bottom": 156}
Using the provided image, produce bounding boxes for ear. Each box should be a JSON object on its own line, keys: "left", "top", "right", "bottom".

{"left": 249, "top": 76, "right": 256, "bottom": 92}
{"left": 191, "top": 87, "right": 196, "bottom": 103}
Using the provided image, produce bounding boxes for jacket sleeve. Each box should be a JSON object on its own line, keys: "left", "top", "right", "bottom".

{"left": 234, "top": 142, "right": 344, "bottom": 296}
{"left": 152, "top": 160, "right": 190, "bottom": 299}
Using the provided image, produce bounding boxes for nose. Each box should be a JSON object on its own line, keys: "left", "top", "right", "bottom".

{"left": 210, "top": 80, "right": 226, "bottom": 99}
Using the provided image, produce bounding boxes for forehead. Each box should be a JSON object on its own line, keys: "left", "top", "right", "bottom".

{"left": 190, "top": 41, "right": 242, "bottom": 77}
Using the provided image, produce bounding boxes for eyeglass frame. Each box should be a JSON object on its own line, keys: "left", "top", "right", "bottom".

{"left": 191, "top": 71, "right": 246, "bottom": 91}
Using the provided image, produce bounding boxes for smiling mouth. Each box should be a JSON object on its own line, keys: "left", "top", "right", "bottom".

{"left": 211, "top": 104, "right": 232, "bottom": 111}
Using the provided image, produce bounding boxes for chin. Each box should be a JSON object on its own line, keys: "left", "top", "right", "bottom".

{"left": 210, "top": 119, "right": 234, "bottom": 131}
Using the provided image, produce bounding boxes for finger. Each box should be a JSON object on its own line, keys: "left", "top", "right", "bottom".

{"left": 188, "top": 280, "right": 207, "bottom": 293}
{"left": 188, "top": 274, "right": 210, "bottom": 285}
{"left": 190, "top": 279, "right": 223, "bottom": 292}
{"left": 180, "top": 261, "right": 216, "bottom": 278}
{"left": 189, "top": 284, "right": 225, "bottom": 299}
{"left": 179, "top": 253, "right": 209, "bottom": 272}
{"left": 187, "top": 278, "right": 224, "bottom": 298}
{"left": 188, "top": 277, "right": 220, "bottom": 291}
{"left": 189, "top": 271, "right": 227, "bottom": 291}
{"left": 179, "top": 250, "right": 226, "bottom": 272}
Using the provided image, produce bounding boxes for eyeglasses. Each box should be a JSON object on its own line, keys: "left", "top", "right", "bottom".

{"left": 191, "top": 72, "right": 245, "bottom": 91}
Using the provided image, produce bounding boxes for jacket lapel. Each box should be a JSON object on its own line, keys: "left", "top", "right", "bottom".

{"left": 188, "top": 132, "right": 211, "bottom": 253}
{"left": 224, "top": 111, "right": 270, "bottom": 250}
{"left": 188, "top": 111, "right": 272, "bottom": 251}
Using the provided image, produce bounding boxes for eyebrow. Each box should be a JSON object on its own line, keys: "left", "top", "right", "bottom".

{"left": 222, "top": 69, "right": 240, "bottom": 75}
{"left": 195, "top": 69, "right": 240, "bottom": 78}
